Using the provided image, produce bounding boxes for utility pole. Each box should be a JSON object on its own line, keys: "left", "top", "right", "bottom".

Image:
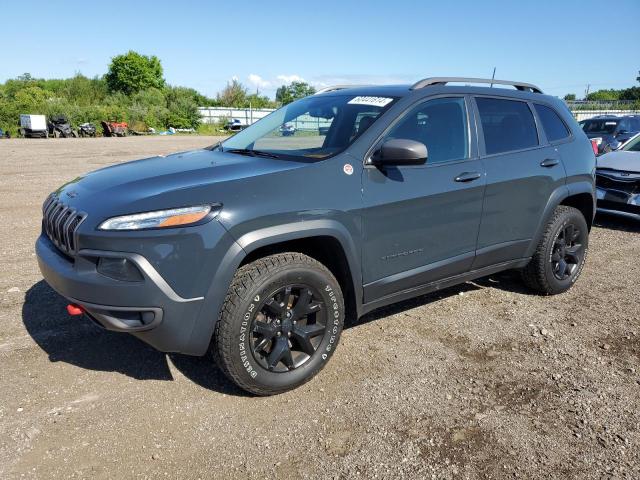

{"left": 490, "top": 67, "right": 496, "bottom": 88}
{"left": 585, "top": 84, "right": 591, "bottom": 100}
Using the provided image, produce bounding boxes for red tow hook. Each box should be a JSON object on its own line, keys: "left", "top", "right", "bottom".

{"left": 66, "top": 304, "right": 85, "bottom": 316}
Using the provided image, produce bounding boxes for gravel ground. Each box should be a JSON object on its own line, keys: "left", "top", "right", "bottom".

{"left": 0, "top": 136, "right": 639, "bottom": 479}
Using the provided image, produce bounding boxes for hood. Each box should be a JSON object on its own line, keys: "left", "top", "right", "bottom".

{"left": 596, "top": 150, "right": 640, "bottom": 173}
{"left": 54, "top": 148, "right": 308, "bottom": 223}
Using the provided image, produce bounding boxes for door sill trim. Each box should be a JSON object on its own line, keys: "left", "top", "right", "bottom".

{"left": 360, "top": 257, "right": 530, "bottom": 316}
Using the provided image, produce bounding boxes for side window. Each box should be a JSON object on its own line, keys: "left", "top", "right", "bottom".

{"left": 618, "top": 118, "right": 630, "bottom": 133}
{"left": 534, "top": 104, "right": 570, "bottom": 142}
{"left": 476, "top": 97, "right": 539, "bottom": 155}
{"left": 384, "top": 97, "right": 468, "bottom": 164}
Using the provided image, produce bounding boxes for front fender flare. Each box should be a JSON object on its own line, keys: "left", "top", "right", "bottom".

{"left": 185, "top": 220, "right": 362, "bottom": 356}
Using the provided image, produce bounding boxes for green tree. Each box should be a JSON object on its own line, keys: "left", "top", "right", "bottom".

{"left": 216, "top": 79, "right": 248, "bottom": 107}
{"left": 620, "top": 86, "right": 640, "bottom": 101}
{"left": 275, "top": 81, "right": 316, "bottom": 105}
{"left": 246, "top": 93, "right": 277, "bottom": 109}
{"left": 586, "top": 89, "right": 620, "bottom": 101}
{"left": 14, "top": 85, "right": 49, "bottom": 109}
{"left": 105, "top": 51, "right": 165, "bottom": 95}
{"left": 563, "top": 93, "right": 576, "bottom": 101}
{"left": 164, "top": 86, "right": 202, "bottom": 129}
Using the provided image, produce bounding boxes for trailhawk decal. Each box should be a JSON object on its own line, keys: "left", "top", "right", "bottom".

{"left": 348, "top": 96, "right": 393, "bottom": 107}
{"left": 239, "top": 295, "right": 260, "bottom": 378}
{"left": 323, "top": 285, "right": 340, "bottom": 360}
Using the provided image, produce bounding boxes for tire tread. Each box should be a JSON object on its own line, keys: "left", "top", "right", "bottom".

{"left": 521, "top": 205, "right": 587, "bottom": 295}
{"left": 213, "top": 252, "right": 340, "bottom": 396}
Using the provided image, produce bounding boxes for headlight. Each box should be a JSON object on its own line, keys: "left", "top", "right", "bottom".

{"left": 98, "top": 205, "right": 220, "bottom": 231}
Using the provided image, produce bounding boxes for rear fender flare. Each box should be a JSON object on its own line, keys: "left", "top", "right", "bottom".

{"left": 525, "top": 181, "right": 594, "bottom": 258}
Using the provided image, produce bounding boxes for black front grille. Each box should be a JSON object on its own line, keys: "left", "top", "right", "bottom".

{"left": 42, "top": 195, "right": 87, "bottom": 255}
{"left": 596, "top": 173, "right": 640, "bottom": 195}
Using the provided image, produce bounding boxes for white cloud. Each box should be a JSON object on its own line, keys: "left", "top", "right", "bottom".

{"left": 276, "top": 74, "right": 305, "bottom": 84}
{"left": 247, "top": 73, "right": 271, "bottom": 89}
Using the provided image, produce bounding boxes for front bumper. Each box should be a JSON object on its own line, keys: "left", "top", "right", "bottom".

{"left": 596, "top": 187, "right": 640, "bottom": 218}
{"left": 36, "top": 234, "right": 205, "bottom": 352}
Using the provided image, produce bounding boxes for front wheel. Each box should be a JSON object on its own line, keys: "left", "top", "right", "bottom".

{"left": 213, "top": 252, "right": 344, "bottom": 395}
{"left": 521, "top": 205, "right": 588, "bottom": 295}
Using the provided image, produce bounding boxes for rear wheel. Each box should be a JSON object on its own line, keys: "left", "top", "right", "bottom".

{"left": 213, "top": 252, "right": 344, "bottom": 395}
{"left": 522, "top": 205, "right": 588, "bottom": 295}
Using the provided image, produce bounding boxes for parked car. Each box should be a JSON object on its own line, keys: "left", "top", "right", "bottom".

{"left": 48, "top": 115, "right": 78, "bottom": 138}
{"left": 280, "top": 122, "right": 296, "bottom": 136}
{"left": 579, "top": 115, "right": 640, "bottom": 154}
{"left": 36, "top": 77, "right": 595, "bottom": 395}
{"left": 78, "top": 123, "right": 97, "bottom": 138}
{"left": 224, "top": 118, "right": 245, "bottom": 132}
{"left": 19, "top": 114, "right": 48, "bottom": 138}
{"left": 0, "top": 128, "right": 10, "bottom": 139}
{"left": 595, "top": 132, "right": 640, "bottom": 219}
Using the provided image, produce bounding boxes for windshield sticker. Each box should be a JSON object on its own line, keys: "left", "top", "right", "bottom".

{"left": 348, "top": 96, "right": 393, "bottom": 107}
{"left": 605, "top": 122, "right": 617, "bottom": 125}
{"left": 343, "top": 163, "right": 354, "bottom": 175}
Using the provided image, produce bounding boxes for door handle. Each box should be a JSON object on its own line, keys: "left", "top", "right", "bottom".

{"left": 540, "top": 158, "right": 560, "bottom": 168}
{"left": 454, "top": 171, "right": 482, "bottom": 182}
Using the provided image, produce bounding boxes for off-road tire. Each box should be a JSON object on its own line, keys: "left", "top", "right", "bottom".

{"left": 212, "top": 252, "right": 344, "bottom": 396}
{"left": 522, "top": 205, "right": 588, "bottom": 295}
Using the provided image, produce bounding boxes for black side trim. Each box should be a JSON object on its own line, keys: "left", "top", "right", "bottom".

{"left": 361, "top": 258, "right": 530, "bottom": 316}
{"left": 363, "top": 251, "right": 475, "bottom": 303}
{"left": 471, "top": 239, "right": 531, "bottom": 270}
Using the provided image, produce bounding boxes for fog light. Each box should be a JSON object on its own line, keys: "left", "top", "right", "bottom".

{"left": 97, "top": 257, "right": 144, "bottom": 282}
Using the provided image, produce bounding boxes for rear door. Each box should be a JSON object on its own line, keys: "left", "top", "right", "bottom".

{"left": 472, "top": 96, "right": 566, "bottom": 268}
{"left": 361, "top": 96, "right": 486, "bottom": 302}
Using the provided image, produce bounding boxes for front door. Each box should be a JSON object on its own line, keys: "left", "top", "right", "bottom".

{"left": 361, "top": 96, "right": 485, "bottom": 303}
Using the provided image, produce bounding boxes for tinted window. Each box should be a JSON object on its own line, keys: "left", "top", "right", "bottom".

{"left": 534, "top": 104, "right": 570, "bottom": 142}
{"left": 385, "top": 97, "right": 468, "bottom": 164}
{"left": 629, "top": 117, "right": 640, "bottom": 131}
{"left": 476, "top": 98, "right": 539, "bottom": 155}
{"left": 580, "top": 119, "right": 619, "bottom": 134}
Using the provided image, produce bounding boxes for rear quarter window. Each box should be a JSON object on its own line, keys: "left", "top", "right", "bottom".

{"left": 476, "top": 97, "right": 539, "bottom": 155}
{"left": 534, "top": 104, "right": 571, "bottom": 142}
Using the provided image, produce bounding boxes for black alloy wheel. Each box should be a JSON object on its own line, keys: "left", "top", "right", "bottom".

{"left": 550, "top": 223, "right": 584, "bottom": 281}
{"left": 251, "top": 284, "right": 326, "bottom": 372}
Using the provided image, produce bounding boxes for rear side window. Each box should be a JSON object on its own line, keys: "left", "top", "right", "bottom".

{"left": 534, "top": 104, "right": 570, "bottom": 142}
{"left": 476, "top": 97, "right": 539, "bottom": 155}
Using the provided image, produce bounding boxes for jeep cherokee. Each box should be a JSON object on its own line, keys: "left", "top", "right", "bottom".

{"left": 36, "top": 77, "right": 596, "bottom": 395}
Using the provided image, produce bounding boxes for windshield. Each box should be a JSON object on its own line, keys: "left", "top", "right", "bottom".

{"left": 221, "top": 94, "right": 397, "bottom": 159}
{"left": 622, "top": 133, "right": 640, "bottom": 152}
{"left": 580, "top": 119, "right": 619, "bottom": 134}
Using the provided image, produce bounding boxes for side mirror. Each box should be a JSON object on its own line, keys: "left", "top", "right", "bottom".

{"left": 373, "top": 138, "right": 428, "bottom": 166}
{"left": 616, "top": 129, "right": 628, "bottom": 136}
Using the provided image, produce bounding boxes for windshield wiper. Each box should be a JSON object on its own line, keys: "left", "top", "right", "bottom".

{"left": 225, "top": 148, "right": 280, "bottom": 159}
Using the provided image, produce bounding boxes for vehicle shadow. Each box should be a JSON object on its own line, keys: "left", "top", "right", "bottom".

{"left": 22, "top": 280, "right": 246, "bottom": 396}
{"left": 347, "top": 281, "right": 482, "bottom": 329}
{"left": 347, "top": 268, "right": 538, "bottom": 330}
{"left": 594, "top": 212, "right": 640, "bottom": 233}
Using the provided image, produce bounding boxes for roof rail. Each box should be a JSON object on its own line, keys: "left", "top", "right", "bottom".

{"left": 315, "top": 85, "right": 369, "bottom": 94}
{"left": 410, "top": 77, "right": 543, "bottom": 94}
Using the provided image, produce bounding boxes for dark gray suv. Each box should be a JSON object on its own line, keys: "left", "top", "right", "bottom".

{"left": 36, "top": 77, "right": 596, "bottom": 395}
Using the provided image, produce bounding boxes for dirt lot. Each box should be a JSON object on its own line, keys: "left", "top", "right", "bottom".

{"left": 0, "top": 136, "right": 639, "bottom": 479}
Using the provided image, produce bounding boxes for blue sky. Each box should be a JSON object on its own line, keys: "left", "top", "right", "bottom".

{"left": 2, "top": 0, "right": 639, "bottom": 99}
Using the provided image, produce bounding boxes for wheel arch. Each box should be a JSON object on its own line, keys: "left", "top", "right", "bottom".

{"left": 186, "top": 221, "right": 362, "bottom": 356}
{"left": 525, "top": 181, "right": 595, "bottom": 258}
